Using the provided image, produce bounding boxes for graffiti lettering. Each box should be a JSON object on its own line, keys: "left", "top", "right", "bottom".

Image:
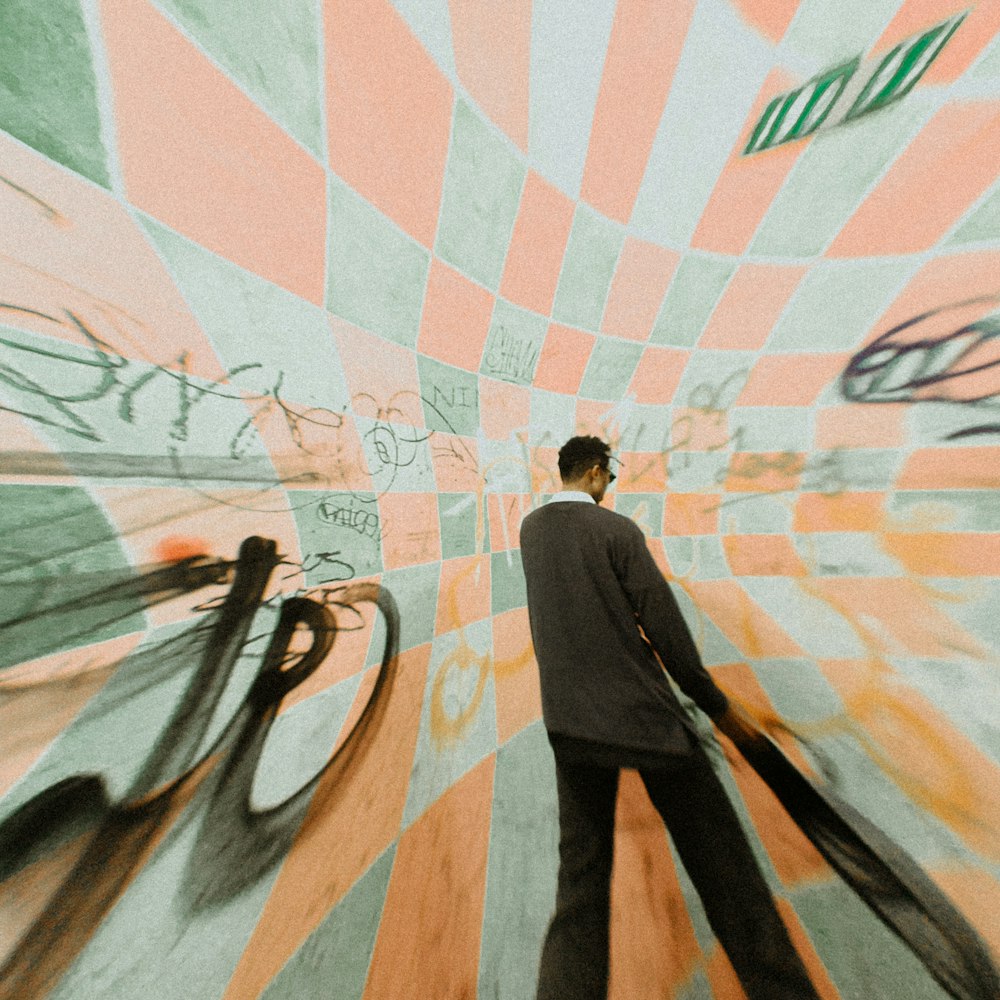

{"left": 281, "top": 550, "right": 356, "bottom": 585}
{"left": 483, "top": 326, "right": 538, "bottom": 384}
{"left": 841, "top": 294, "right": 1000, "bottom": 440}
{"left": 0, "top": 314, "right": 349, "bottom": 463}
{"left": 429, "top": 383, "right": 476, "bottom": 410}
{"left": 317, "top": 497, "right": 383, "bottom": 540}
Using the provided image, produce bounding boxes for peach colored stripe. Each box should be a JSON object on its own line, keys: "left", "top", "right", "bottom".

{"left": 580, "top": 0, "right": 697, "bottom": 223}
{"left": 528, "top": 444, "right": 561, "bottom": 496}
{"left": 736, "top": 353, "right": 850, "bottom": 406}
{"left": 222, "top": 644, "right": 431, "bottom": 1000}
{"left": 533, "top": 323, "right": 596, "bottom": 394}
{"left": 492, "top": 607, "right": 542, "bottom": 744}
{"left": 708, "top": 917, "right": 842, "bottom": 1000}
{"left": 601, "top": 238, "right": 680, "bottom": 340}
{"left": 436, "top": 554, "right": 491, "bottom": 634}
{"left": 897, "top": 446, "right": 1000, "bottom": 490}
{"left": 680, "top": 579, "right": 804, "bottom": 658}
{"left": 931, "top": 868, "right": 1000, "bottom": 957}
{"left": 485, "top": 493, "right": 522, "bottom": 554}
{"left": 0, "top": 417, "right": 78, "bottom": 485}
{"left": 705, "top": 946, "right": 751, "bottom": 1000}
{"left": 0, "top": 831, "right": 96, "bottom": 968}
{"left": 449, "top": 0, "right": 531, "bottom": 151}
{"left": 872, "top": 0, "right": 1000, "bottom": 84}
{"left": 0, "top": 131, "right": 220, "bottom": 378}
{"left": 816, "top": 404, "right": 907, "bottom": 448}
{"left": 723, "top": 534, "right": 809, "bottom": 576}
{"left": 479, "top": 378, "right": 532, "bottom": 441}
{"left": 609, "top": 771, "right": 702, "bottom": 999}
{"left": 881, "top": 531, "right": 1000, "bottom": 576}
{"left": 500, "top": 171, "right": 576, "bottom": 315}
{"left": 809, "top": 579, "right": 989, "bottom": 660}
{"left": 101, "top": 0, "right": 326, "bottom": 304}
{"left": 362, "top": 756, "right": 495, "bottom": 1000}
{"left": 331, "top": 318, "right": 421, "bottom": 423}
{"left": 574, "top": 395, "right": 615, "bottom": 438}
{"left": 726, "top": 0, "right": 800, "bottom": 43}
{"left": 326, "top": 0, "right": 453, "bottom": 248}
{"left": 379, "top": 492, "right": 442, "bottom": 569}
{"left": 418, "top": 259, "right": 495, "bottom": 371}
{"left": 700, "top": 263, "right": 807, "bottom": 350}
{"left": 723, "top": 451, "right": 805, "bottom": 495}
{"left": 773, "top": 898, "right": 843, "bottom": 999}
{"left": 793, "top": 492, "right": 886, "bottom": 533}
{"left": 282, "top": 579, "right": 381, "bottom": 711}
{"left": 431, "top": 433, "right": 482, "bottom": 493}
{"left": 710, "top": 662, "right": 816, "bottom": 773}
{"left": 828, "top": 102, "right": 1000, "bottom": 257}
{"left": 663, "top": 493, "right": 719, "bottom": 535}
{"left": 614, "top": 450, "right": 668, "bottom": 494}
{"left": 691, "top": 69, "right": 802, "bottom": 254}
{"left": 859, "top": 251, "right": 1000, "bottom": 351}
{"left": 628, "top": 345, "right": 687, "bottom": 404}
{"left": 727, "top": 734, "right": 832, "bottom": 883}
{"left": 0, "top": 634, "right": 140, "bottom": 798}
{"left": 668, "top": 405, "right": 736, "bottom": 453}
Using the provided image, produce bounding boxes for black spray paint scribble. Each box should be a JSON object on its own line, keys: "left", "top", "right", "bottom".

{"left": 0, "top": 306, "right": 483, "bottom": 509}
{"left": 0, "top": 536, "right": 400, "bottom": 1000}
{"left": 0, "top": 553, "right": 235, "bottom": 671}
{"left": 0, "top": 308, "right": 349, "bottom": 462}
{"left": 841, "top": 295, "right": 1000, "bottom": 440}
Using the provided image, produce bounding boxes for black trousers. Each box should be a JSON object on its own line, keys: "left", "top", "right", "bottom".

{"left": 536, "top": 742, "right": 821, "bottom": 1000}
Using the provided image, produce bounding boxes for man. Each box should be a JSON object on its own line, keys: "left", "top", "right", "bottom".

{"left": 519, "top": 435, "right": 821, "bottom": 1000}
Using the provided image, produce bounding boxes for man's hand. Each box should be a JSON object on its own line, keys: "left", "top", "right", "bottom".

{"left": 714, "top": 703, "right": 771, "bottom": 758}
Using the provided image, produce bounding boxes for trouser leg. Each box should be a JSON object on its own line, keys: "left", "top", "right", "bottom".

{"left": 536, "top": 757, "right": 619, "bottom": 1000}
{"left": 640, "top": 749, "right": 822, "bottom": 1000}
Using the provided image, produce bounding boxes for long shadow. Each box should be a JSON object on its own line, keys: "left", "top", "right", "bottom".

{"left": 741, "top": 735, "right": 1000, "bottom": 1000}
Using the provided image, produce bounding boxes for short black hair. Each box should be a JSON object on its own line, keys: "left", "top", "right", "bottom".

{"left": 558, "top": 435, "right": 611, "bottom": 481}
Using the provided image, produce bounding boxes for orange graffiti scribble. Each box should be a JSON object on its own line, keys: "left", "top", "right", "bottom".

{"left": 429, "top": 560, "right": 533, "bottom": 747}
{"left": 790, "top": 510, "right": 1000, "bottom": 857}
{"left": 658, "top": 491, "right": 999, "bottom": 857}
{"left": 154, "top": 535, "right": 210, "bottom": 562}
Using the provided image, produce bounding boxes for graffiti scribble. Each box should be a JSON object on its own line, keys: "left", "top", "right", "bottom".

{"left": 841, "top": 294, "right": 1000, "bottom": 439}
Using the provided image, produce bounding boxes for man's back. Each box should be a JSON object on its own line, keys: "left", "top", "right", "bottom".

{"left": 519, "top": 499, "right": 726, "bottom": 758}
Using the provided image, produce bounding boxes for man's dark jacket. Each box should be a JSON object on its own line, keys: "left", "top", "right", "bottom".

{"left": 519, "top": 498, "right": 728, "bottom": 764}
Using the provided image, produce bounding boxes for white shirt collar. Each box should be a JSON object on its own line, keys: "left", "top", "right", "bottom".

{"left": 548, "top": 490, "right": 596, "bottom": 504}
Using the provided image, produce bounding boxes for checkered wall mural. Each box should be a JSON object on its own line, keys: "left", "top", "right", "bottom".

{"left": 1, "top": 1, "right": 999, "bottom": 998}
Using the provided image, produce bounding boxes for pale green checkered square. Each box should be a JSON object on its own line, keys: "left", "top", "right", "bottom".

{"left": 327, "top": 179, "right": 430, "bottom": 348}
{"left": 0, "top": 0, "right": 109, "bottom": 186}
{"left": 650, "top": 255, "right": 735, "bottom": 347}
{"left": 435, "top": 99, "right": 525, "bottom": 290}
{"left": 480, "top": 299, "right": 547, "bottom": 386}
{"left": 551, "top": 206, "right": 624, "bottom": 331}
{"left": 578, "top": 338, "right": 643, "bottom": 401}
{"left": 156, "top": 0, "right": 323, "bottom": 157}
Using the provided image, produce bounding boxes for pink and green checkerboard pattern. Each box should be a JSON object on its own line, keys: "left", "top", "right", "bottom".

{"left": 1, "top": 0, "right": 999, "bottom": 997}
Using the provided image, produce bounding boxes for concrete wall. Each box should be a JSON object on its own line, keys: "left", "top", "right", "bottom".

{"left": 1, "top": 1, "right": 998, "bottom": 997}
